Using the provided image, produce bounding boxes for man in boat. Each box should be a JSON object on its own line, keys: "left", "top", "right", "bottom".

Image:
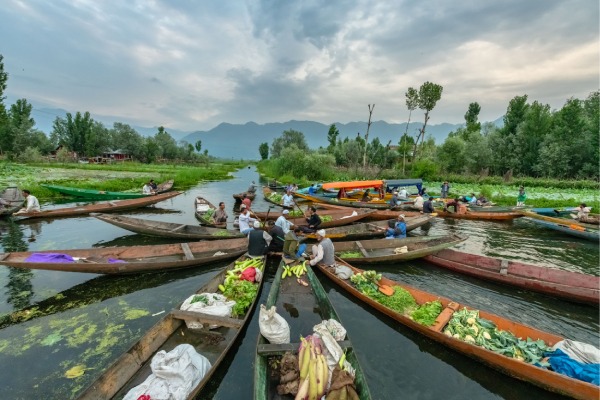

{"left": 419, "top": 187, "right": 428, "bottom": 197}
{"left": 267, "top": 221, "right": 285, "bottom": 253}
{"left": 15, "top": 190, "right": 40, "bottom": 214}
{"left": 299, "top": 206, "right": 321, "bottom": 233}
{"left": 142, "top": 181, "right": 155, "bottom": 195}
{"left": 248, "top": 221, "right": 272, "bottom": 256}
{"left": 275, "top": 209, "right": 294, "bottom": 234}
{"left": 389, "top": 190, "right": 400, "bottom": 209}
{"left": 239, "top": 205, "right": 258, "bottom": 235}
{"left": 149, "top": 179, "right": 158, "bottom": 191}
{"left": 467, "top": 193, "right": 478, "bottom": 205}
{"left": 309, "top": 229, "right": 336, "bottom": 267}
{"left": 282, "top": 189, "right": 294, "bottom": 208}
{"left": 247, "top": 181, "right": 257, "bottom": 193}
{"left": 413, "top": 193, "right": 424, "bottom": 211}
{"left": 242, "top": 193, "right": 252, "bottom": 210}
{"left": 476, "top": 194, "right": 490, "bottom": 206}
{"left": 398, "top": 187, "right": 408, "bottom": 200}
{"left": 283, "top": 226, "right": 307, "bottom": 259}
{"left": 445, "top": 198, "right": 467, "bottom": 214}
{"left": 308, "top": 183, "right": 318, "bottom": 195}
{"left": 385, "top": 214, "right": 407, "bottom": 239}
{"left": 422, "top": 197, "right": 435, "bottom": 213}
{"left": 213, "top": 202, "right": 228, "bottom": 224}
{"left": 360, "top": 189, "right": 372, "bottom": 202}
{"left": 571, "top": 203, "right": 596, "bottom": 223}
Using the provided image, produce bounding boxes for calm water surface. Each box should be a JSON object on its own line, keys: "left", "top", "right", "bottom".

{"left": 0, "top": 167, "right": 598, "bottom": 399}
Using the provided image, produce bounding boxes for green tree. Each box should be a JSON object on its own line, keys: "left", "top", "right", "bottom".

{"left": 513, "top": 101, "right": 552, "bottom": 176}
{"left": 259, "top": 142, "right": 269, "bottom": 160}
{"left": 110, "top": 123, "right": 144, "bottom": 161}
{"left": 401, "top": 87, "right": 419, "bottom": 174}
{"left": 154, "top": 126, "right": 178, "bottom": 159}
{"left": 271, "top": 129, "right": 309, "bottom": 158}
{"left": 464, "top": 102, "right": 481, "bottom": 134}
{"left": 0, "top": 54, "right": 7, "bottom": 103}
{"left": 3, "top": 99, "right": 35, "bottom": 157}
{"left": 437, "top": 136, "right": 466, "bottom": 174}
{"left": 326, "top": 124, "right": 339, "bottom": 152}
{"left": 412, "top": 82, "right": 443, "bottom": 159}
{"left": 195, "top": 140, "right": 202, "bottom": 152}
{"left": 50, "top": 111, "right": 95, "bottom": 156}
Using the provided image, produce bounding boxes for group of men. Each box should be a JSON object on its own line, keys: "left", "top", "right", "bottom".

{"left": 389, "top": 190, "right": 435, "bottom": 214}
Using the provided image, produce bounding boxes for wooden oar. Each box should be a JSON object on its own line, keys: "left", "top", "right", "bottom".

{"left": 376, "top": 280, "right": 394, "bottom": 296}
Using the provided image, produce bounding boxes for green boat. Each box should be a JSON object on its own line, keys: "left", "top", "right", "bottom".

{"left": 41, "top": 180, "right": 174, "bottom": 200}
{"left": 254, "top": 260, "right": 372, "bottom": 399}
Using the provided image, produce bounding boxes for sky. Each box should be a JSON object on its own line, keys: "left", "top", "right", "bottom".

{"left": 1, "top": 0, "right": 598, "bottom": 132}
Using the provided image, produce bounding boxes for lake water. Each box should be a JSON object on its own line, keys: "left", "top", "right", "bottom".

{"left": 0, "top": 167, "right": 598, "bottom": 399}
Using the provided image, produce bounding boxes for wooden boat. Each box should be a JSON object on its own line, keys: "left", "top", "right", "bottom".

{"left": 194, "top": 196, "right": 226, "bottom": 228}
{"left": 0, "top": 187, "right": 25, "bottom": 217}
{"left": 0, "top": 238, "right": 248, "bottom": 274}
{"left": 41, "top": 180, "right": 174, "bottom": 200}
{"left": 233, "top": 191, "right": 256, "bottom": 201}
{"left": 262, "top": 186, "right": 294, "bottom": 209}
{"left": 325, "top": 234, "right": 467, "bottom": 264}
{"left": 78, "top": 254, "right": 265, "bottom": 399}
{"left": 303, "top": 215, "right": 434, "bottom": 240}
{"left": 315, "top": 260, "right": 600, "bottom": 399}
{"left": 92, "top": 213, "right": 245, "bottom": 240}
{"left": 529, "top": 207, "right": 577, "bottom": 217}
{"left": 12, "top": 191, "right": 182, "bottom": 220}
{"left": 252, "top": 208, "right": 375, "bottom": 228}
{"left": 521, "top": 210, "right": 598, "bottom": 229}
{"left": 523, "top": 217, "right": 599, "bottom": 242}
{"left": 435, "top": 210, "right": 523, "bottom": 220}
{"left": 254, "top": 260, "right": 372, "bottom": 399}
{"left": 424, "top": 249, "right": 600, "bottom": 305}
{"left": 294, "top": 192, "right": 394, "bottom": 210}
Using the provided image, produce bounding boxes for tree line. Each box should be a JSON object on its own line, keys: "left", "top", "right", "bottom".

{"left": 259, "top": 81, "right": 598, "bottom": 181}
{"left": 0, "top": 54, "right": 207, "bottom": 163}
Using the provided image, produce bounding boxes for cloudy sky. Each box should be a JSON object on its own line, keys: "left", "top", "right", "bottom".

{"left": 1, "top": 0, "right": 598, "bottom": 132}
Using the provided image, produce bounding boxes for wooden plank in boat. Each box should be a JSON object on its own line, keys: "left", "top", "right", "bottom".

{"left": 170, "top": 224, "right": 187, "bottom": 232}
{"left": 355, "top": 241, "right": 369, "bottom": 258}
{"left": 170, "top": 309, "right": 244, "bottom": 328}
{"left": 180, "top": 243, "right": 194, "bottom": 260}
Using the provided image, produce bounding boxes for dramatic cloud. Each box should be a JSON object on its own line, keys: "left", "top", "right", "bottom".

{"left": 1, "top": 0, "right": 597, "bottom": 131}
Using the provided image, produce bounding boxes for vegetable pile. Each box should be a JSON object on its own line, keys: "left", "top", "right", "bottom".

{"left": 288, "top": 210, "right": 304, "bottom": 217}
{"left": 281, "top": 261, "right": 307, "bottom": 279}
{"left": 443, "top": 308, "right": 552, "bottom": 364}
{"left": 338, "top": 251, "right": 363, "bottom": 258}
{"left": 218, "top": 257, "right": 264, "bottom": 317}
{"left": 212, "top": 230, "right": 231, "bottom": 236}
{"left": 203, "top": 208, "right": 215, "bottom": 219}
{"left": 321, "top": 215, "right": 333, "bottom": 222}
{"left": 268, "top": 192, "right": 283, "bottom": 203}
{"left": 411, "top": 301, "right": 443, "bottom": 326}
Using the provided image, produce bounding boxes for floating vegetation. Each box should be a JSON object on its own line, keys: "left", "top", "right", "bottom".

{"left": 64, "top": 364, "right": 91, "bottom": 379}
{"left": 124, "top": 309, "right": 150, "bottom": 320}
{"left": 338, "top": 251, "right": 363, "bottom": 258}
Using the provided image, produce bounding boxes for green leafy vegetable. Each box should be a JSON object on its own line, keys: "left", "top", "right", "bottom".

{"left": 411, "top": 300, "right": 443, "bottom": 326}
{"left": 222, "top": 280, "right": 258, "bottom": 317}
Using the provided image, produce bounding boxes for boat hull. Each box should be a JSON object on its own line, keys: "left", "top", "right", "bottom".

{"left": 41, "top": 180, "right": 174, "bottom": 200}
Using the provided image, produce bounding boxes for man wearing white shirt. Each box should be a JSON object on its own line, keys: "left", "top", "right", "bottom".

{"left": 238, "top": 206, "right": 257, "bottom": 235}
{"left": 16, "top": 190, "right": 40, "bottom": 214}
{"left": 282, "top": 190, "right": 294, "bottom": 208}
{"left": 398, "top": 188, "right": 408, "bottom": 200}
{"left": 275, "top": 209, "right": 294, "bottom": 234}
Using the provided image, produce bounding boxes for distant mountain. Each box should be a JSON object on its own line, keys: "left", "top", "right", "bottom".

{"left": 181, "top": 120, "right": 465, "bottom": 159}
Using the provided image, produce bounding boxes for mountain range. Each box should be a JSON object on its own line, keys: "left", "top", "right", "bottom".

{"left": 30, "top": 107, "right": 503, "bottom": 159}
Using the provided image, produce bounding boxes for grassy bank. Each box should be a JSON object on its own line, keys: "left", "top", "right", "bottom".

{"left": 0, "top": 161, "right": 246, "bottom": 201}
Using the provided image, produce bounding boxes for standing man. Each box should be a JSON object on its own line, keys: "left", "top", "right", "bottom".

{"left": 16, "top": 190, "right": 40, "bottom": 214}
{"left": 517, "top": 186, "right": 527, "bottom": 206}
{"left": 238, "top": 205, "right": 257, "bottom": 235}
{"left": 441, "top": 181, "right": 450, "bottom": 199}
{"left": 213, "top": 202, "right": 228, "bottom": 224}
{"left": 275, "top": 209, "right": 294, "bottom": 234}
{"left": 247, "top": 221, "right": 272, "bottom": 256}
{"left": 309, "top": 229, "right": 336, "bottom": 267}
{"left": 282, "top": 189, "right": 294, "bottom": 208}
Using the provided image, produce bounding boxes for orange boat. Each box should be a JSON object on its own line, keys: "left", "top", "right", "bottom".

{"left": 316, "top": 260, "right": 600, "bottom": 399}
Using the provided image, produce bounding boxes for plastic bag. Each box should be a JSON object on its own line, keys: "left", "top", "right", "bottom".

{"left": 259, "top": 304, "right": 290, "bottom": 344}
{"left": 180, "top": 293, "right": 235, "bottom": 329}
{"left": 334, "top": 265, "right": 353, "bottom": 280}
{"left": 254, "top": 268, "right": 263, "bottom": 283}
{"left": 314, "top": 319, "right": 347, "bottom": 341}
{"left": 240, "top": 267, "right": 256, "bottom": 282}
{"left": 123, "top": 344, "right": 211, "bottom": 400}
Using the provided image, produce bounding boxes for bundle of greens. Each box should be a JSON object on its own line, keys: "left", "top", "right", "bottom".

{"left": 350, "top": 270, "right": 417, "bottom": 314}
{"left": 268, "top": 192, "right": 283, "bottom": 203}
{"left": 288, "top": 210, "right": 304, "bottom": 217}
{"left": 222, "top": 280, "right": 258, "bottom": 317}
{"left": 410, "top": 300, "right": 443, "bottom": 326}
{"left": 443, "top": 308, "right": 552, "bottom": 365}
{"left": 321, "top": 215, "right": 333, "bottom": 222}
{"left": 203, "top": 208, "right": 215, "bottom": 219}
{"left": 212, "top": 230, "right": 231, "bottom": 236}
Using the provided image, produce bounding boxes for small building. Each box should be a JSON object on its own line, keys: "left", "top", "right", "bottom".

{"left": 101, "top": 149, "right": 132, "bottom": 162}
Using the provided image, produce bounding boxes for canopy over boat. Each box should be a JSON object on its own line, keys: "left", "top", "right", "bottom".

{"left": 383, "top": 178, "right": 423, "bottom": 193}
{"left": 322, "top": 180, "right": 384, "bottom": 190}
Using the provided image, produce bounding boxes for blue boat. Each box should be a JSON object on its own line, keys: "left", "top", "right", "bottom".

{"left": 530, "top": 207, "right": 577, "bottom": 216}
{"left": 524, "top": 217, "right": 599, "bottom": 242}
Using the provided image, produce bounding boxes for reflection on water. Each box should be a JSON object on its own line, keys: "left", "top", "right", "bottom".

{"left": 0, "top": 167, "right": 598, "bottom": 400}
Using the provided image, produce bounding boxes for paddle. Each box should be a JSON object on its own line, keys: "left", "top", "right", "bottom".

{"left": 376, "top": 279, "right": 394, "bottom": 296}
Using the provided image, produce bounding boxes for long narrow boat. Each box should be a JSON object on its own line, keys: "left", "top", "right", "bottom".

{"left": 316, "top": 260, "right": 600, "bottom": 399}
{"left": 262, "top": 186, "right": 294, "bottom": 209}
{"left": 294, "top": 191, "right": 395, "bottom": 210}
{"left": 92, "top": 213, "right": 245, "bottom": 240}
{"left": 41, "top": 180, "right": 174, "bottom": 200}
{"left": 0, "top": 238, "right": 248, "bottom": 274}
{"left": 194, "top": 196, "right": 226, "bottom": 228}
{"left": 254, "top": 260, "right": 372, "bottom": 399}
{"left": 233, "top": 191, "right": 256, "bottom": 201}
{"left": 303, "top": 215, "right": 434, "bottom": 240}
{"left": 252, "top": 208, "right": 375, "bottom": 228}
{"left": 424, "top": 249, "right": 599, "bottom": 305}
{"left": 434, "top": 210, "right": 523, "bottom": 220}
{"left": 521, "top": 210, "right": 598, "bottom": 229}
{"left": 324, "top": 234, "right": 467, "bottom": 264}
{"left": 12, "top": 191, "right": 182, "bottom": 220}
{"left": 523, "top": 217, "right": 599, "bottom": 242}
{"left": 78, "top": 254, "right": 265, "bottom": 399}
{"left": 0, "top": 187, "right": 25, "bottom": 217}
{"left": 313, "top": 202, "right": 424, "bottom": 220}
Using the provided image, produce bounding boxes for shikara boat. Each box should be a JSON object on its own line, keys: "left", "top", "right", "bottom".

{"left": 233, "top": 191, "right": 256, "bottom": 201}
{"left": 316, "top": 260, "right": 600, "bottom": 399}
{"left": 325, "top": 234, "right": 467, "bottom": 264}
{"left": 92, "top": 213, "right": 245, "bottom": 240}
{"left": 0, "top": 187, "right": 25, "bottom": 217}
{"left": 521, "top": 210, "right": 599, "bottom": 229}
{"left": 523, "top": 217, "right": 599, "bottom": 242}
{"left": 254, "top": 260, "right": 372, "bottom": 399}
{"left": 424, "top": 249, "right": 599, "bottom": 305}
{"left": 194, "top": 196, "right": 226, "bottom": 228}
{"left": 313, "top": 202, "right": 423, "bottom": 219}
{"left": 78, "top": 254, "right": 265, "bottom": 399}
{"left": 0, "top": 237, "right": 248, "bottom": 274}
{"left": 262, "top": 186, "right": 294, "bottom": 209}
{"left": 303, "top": 215, "right": 434, "bottom": 240}
{"left": 434, "top": 210, "right": 523, "bottom": 220}
{"left": 294, "top": 192, "right": 394, "bottom": 210}
{"left": 252, "top": 208, "right": 375, "bottom": 228}
{"left": 529, "top": 207, "right": 577, "bottom": 217}
{"left": 41, "top": 180, "right": 174, "bottom": 200}
{"left": 12, "top": 191, "right": 182, "bottom": 220}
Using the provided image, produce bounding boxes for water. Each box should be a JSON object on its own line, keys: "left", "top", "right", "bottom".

{"left": 0, "top": 167, "right": 598, "bottom": 399}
